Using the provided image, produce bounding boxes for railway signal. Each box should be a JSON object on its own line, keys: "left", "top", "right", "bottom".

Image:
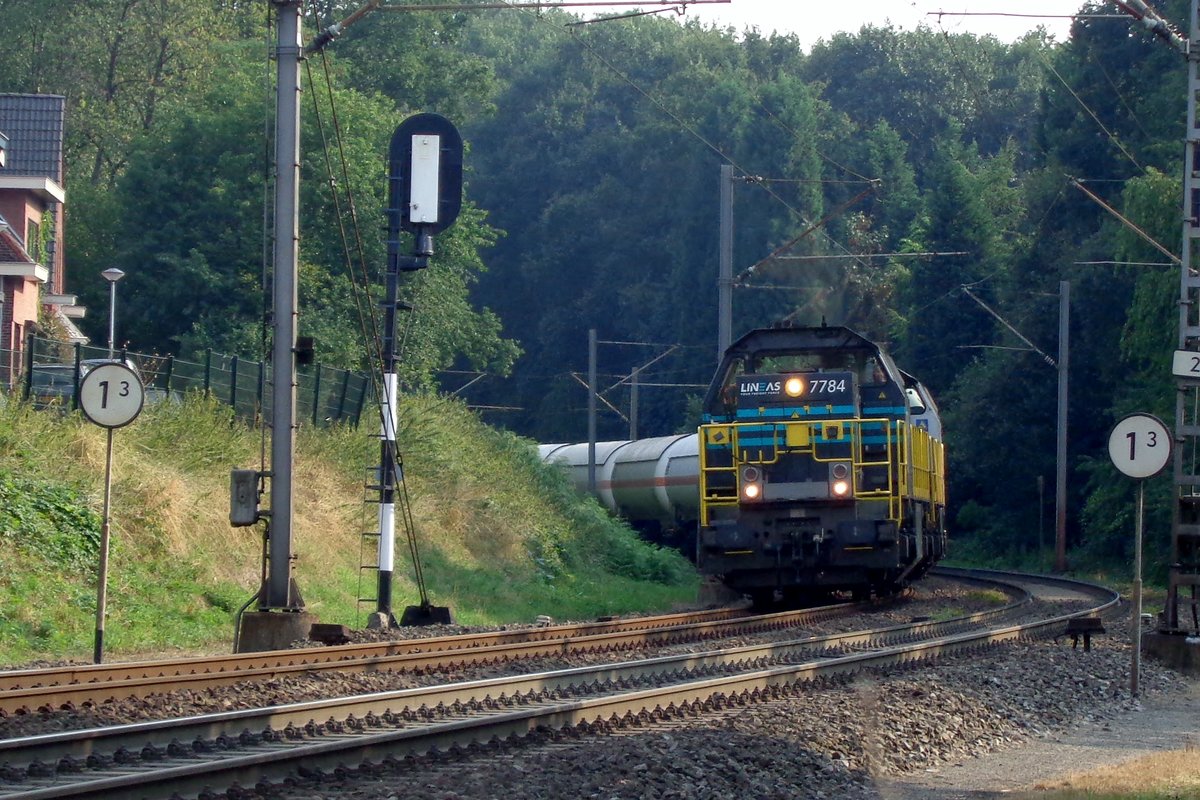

{"left": 372, "top": 114, "right": 463, "bottom": 628}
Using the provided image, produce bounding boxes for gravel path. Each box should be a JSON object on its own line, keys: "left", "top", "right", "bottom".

{"left": 877, "top": 671, "right": 1200, "bottom": 799}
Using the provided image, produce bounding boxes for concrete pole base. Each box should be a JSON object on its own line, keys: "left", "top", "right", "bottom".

{"left": 236, "top": 611, "right": 318, "bottom": 653}
{"left": 365, "top": 611, "right": 393, "bottom": 630}
{"left": 1144, "top": 630, "right": 1200, "bottom": 675}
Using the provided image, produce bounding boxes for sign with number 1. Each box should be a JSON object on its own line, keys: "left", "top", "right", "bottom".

{"left": 1108, "top": 413, "right": 1171, "bottom": 479}
{"left": 79, "top": 363, "right": 144, "bottom": 429}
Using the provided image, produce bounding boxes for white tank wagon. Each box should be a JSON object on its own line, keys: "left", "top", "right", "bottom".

{"left": 539, "top": 435, "right": 700, "bottom": 549}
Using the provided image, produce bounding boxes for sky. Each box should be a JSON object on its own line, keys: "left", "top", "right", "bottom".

{"left": 588, "top": 1, "right": 1095, "bottom": 49}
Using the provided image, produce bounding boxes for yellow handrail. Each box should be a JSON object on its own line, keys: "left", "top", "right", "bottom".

{"left": 699, "top": 417, "right": 947, "bottom": 528}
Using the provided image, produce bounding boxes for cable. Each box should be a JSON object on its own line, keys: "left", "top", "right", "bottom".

{"left": 1041, "top": 49, "right": 1145, "bottom": 174}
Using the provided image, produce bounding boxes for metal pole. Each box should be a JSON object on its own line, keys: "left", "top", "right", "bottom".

{"left": 312, "top": 365, "right": 322, "bottom": 427}
{"left": 1132, "top": 480, "right": 1144, "bottom": 697}
{"left": 1055, "top": 280, "right": 1070, "bottom": 572}
{"left": 1037, "top": 474, "right": 1045, "bottom": 568}
{"left": 718, "top": 164, "right": 733, "bottom": 364}
{"left": 1168, "top": 0, "right": 1200, "bottom": 635}
{"left": 629, "top": 367, "right": 639, "bottom": 440}
{"left": 265, "top": 0, "right": 303, "bottom": 610}
{"left": 93, "top": 428, "right": 114, "bottom": 664}
{"left": 101, "top": 267, "right": 124, "bottom": 359}
{"left": 588, "top": 328, "right": 597, "bottom": 493}
{"left": 107, "top": 281, "right": 116, "bottom": 359}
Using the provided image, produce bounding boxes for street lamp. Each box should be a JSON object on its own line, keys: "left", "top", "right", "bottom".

{"left": 100, "top": 268, "right": 125, "bottom": 358}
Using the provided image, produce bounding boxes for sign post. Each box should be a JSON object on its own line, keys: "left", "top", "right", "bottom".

{"left": 79, "top": 362, "right": 144, "bottom": 663}
{"left": 1107, "top": 413, "right": 1172, "bottom": 697}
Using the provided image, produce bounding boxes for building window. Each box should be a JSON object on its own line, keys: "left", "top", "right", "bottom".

{"left": 25, "top": 220, "right": 40, "bottom": 263}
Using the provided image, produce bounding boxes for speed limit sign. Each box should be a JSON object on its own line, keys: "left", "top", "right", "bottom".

{"left": 1108, "top": 413, "right": 1172, "bottom": 479}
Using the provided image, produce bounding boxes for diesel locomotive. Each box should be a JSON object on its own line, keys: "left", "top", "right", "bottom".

{"left": 541, "top": 324, "right": 947, "bottom": 604}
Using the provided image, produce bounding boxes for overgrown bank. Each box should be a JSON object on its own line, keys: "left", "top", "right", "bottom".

{"left": 0, "top": 395, "right": 697, "bottom": 664}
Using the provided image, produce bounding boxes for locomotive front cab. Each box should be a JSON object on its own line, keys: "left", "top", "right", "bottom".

{"left": 697, "top": 326, "right": 945, "bottom": 600}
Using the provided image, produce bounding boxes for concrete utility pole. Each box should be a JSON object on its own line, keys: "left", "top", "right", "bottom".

{"left": 718, "top": 164, "right": 734, "bottom": 364}
{"left": 266, "top": 0, "right": 303, "bottom": 613}
{"left": 237, "top": 0, "right": 313, "bottom": 652}
{"left": 1055, "top": 281, "right": 1070, "bottom": 572}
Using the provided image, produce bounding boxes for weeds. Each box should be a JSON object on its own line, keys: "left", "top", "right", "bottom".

{"left": 0, "top": 391, "right": 698, "bottom": 662}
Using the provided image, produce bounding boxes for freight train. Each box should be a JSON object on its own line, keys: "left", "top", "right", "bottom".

{"left": 540, "top": 324, "right": 947, "bottom": 606}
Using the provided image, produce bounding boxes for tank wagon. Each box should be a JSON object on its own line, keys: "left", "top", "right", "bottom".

{"left": 541, "top": 324, "right": 947, "bottom": 605}
{"left": 537, "top": 434, "right": 699, "bottom": 552}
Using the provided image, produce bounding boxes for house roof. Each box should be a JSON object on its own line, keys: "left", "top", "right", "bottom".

{"left": 0, "top": 213, "right": 33, "bottom": 263}
{"left": 0, "top": 94, "right": 65, "bottom": 183}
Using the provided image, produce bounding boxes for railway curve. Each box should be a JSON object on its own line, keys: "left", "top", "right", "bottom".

{"left": 0, "top": 570, "right": 1127, "bottom": 799}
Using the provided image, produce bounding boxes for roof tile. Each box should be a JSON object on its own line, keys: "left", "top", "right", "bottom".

{"left": 0, "top": 94, "right": 65, "bottom": 182}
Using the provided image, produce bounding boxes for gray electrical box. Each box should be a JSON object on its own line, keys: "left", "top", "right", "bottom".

{"left": 230, "top": 469, "right": 260, "bottom": 527}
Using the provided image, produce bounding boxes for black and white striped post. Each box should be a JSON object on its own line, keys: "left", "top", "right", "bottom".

{"left": 376, "top": 114, "right": 461, "bottom": 626}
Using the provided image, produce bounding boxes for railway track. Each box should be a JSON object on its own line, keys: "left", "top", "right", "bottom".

{"left": 0, "top": 600, "right": 899, "bottom": 716}
{"left": 0, "top": 569, "right": 1118, "bottom": 800}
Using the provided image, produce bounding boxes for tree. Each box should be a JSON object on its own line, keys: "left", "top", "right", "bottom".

{"left": 0, "top": 0, "right": 260, "bottom": 187}
{"left": 68, "top": 44, "right": 518, "bottom": 386}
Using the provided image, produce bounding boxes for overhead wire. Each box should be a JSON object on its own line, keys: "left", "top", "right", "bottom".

{"left": 1041, "top": 49, "right": 1145, "bottom": 174}
{"left": 1088, "top": 48, "right": 1152, "bottom": 141}
{"left": 751, "top": 98, "right": 875, "bottom": 185}
{"left": 301, "top": 53, "right": 387, "bottom": 398}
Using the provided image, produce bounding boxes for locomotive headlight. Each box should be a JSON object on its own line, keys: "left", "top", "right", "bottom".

{"left": 784, "top": 376, "right": 805, "bottom": 397}
{"left": 741, "top": 465, "right": 763, "bottom": 502}
{"left": 829, "top": 462, "right": 851, "bottom": 498}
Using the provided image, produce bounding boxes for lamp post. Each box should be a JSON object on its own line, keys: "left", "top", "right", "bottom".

{"left": 101, "top": 268, "right": 125, "bottom": 358}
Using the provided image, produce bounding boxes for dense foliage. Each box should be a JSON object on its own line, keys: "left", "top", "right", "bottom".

{"left": 0, "top": 0, "right": 1192, "bottom": 579}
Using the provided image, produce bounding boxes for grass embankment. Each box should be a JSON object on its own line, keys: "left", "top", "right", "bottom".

{"left": 1018, "top": 745, "right": 1200, "bottom": 798}
{"left": 0, "top": 393, "right": 697, "bottom": 664}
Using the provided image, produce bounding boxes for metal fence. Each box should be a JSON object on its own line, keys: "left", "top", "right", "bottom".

{"left": 18, "top": 336, "right": 373, "bottom": 427}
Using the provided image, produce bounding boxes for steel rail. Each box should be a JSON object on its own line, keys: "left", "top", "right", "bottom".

{"left": 0, "top": 571, "right": 1109, "bottom": 799}
{"left": 0, "top": 570, "right": 1022, "bottom": 699}
{"left": 0, "top": 602, "right": 881, "bottom": 715}
{"left": 0, "top": 605, "right": 752, "bottom": 691}
{"left": 0, "top": 572, "right": 1117, "bottom": 799}
{"left": 0, "top": 587, "right": 1032, "bottom": 766}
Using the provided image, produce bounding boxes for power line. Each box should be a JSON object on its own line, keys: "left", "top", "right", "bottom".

{"left": 1074, "top": 260, "right": 1175, "bottom": 267}
{"left": 377, "top": 0, "right": 731, "bottom": 11}
{"left": 1069, "top": 177, "right": 1180, "bottom": 264}
{"left": 771, "top": 251, "right": 968, "bottom": 261}
{"left": 927, "top": 11, "right": 1127, "bottom": 22}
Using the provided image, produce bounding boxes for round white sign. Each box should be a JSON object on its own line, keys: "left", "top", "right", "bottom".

{"left": 1108, "top": 413, "right": 1172, "bottom": 479}
{"left": 79, "top": 363, "right": 144, "bottom": 429}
